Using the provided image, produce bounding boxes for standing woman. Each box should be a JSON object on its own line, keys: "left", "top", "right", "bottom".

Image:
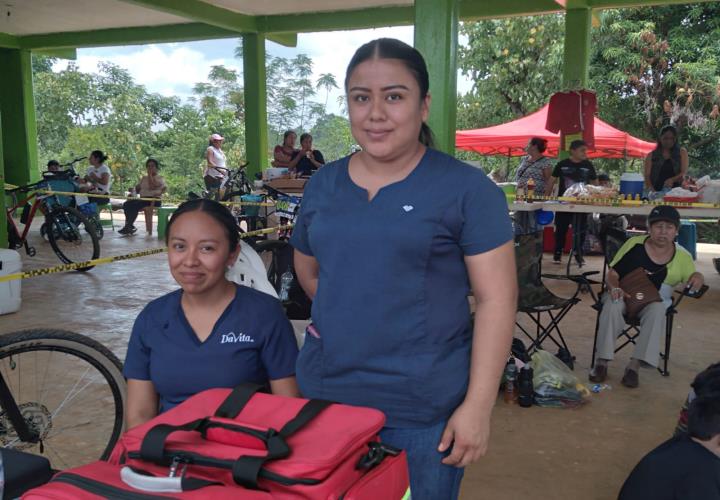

{"left": 204, "top": 133, "right": 227, "bottom": 198}
{"left": 290, "top": 38, "right": 516, "bottom": 500}
{"left": 643, "top": 125, "right": 689, "bottom": 193}
{"left": 514, "top": 137, "right": 553, "bottom": 233}
{"left": 124, "top": 199, "right": 299, "bottom": 429}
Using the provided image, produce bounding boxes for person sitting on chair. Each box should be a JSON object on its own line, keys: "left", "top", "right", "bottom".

{"left": 619, "top": 394, "right": 720, "bottom": 500}
{"left": 119, "top": 158, "right": 166, "bottom": 235}
{"left": 589, "top": 205, "right": 704, "bottom": 388}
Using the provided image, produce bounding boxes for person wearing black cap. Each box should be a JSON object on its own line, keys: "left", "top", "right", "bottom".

{"left": 590, "top": 205, "right": 704, "bottom": 388}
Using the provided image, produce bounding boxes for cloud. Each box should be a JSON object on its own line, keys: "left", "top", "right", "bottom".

{"left": 51, "top": 27, "right": 472, "bottom": 116}
{"left": 54, "top": 45, "right": 241, "bottom": 101}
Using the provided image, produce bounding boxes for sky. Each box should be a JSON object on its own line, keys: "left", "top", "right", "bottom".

{"left": 53, "top": 26, "right": 473, "bottom": 116}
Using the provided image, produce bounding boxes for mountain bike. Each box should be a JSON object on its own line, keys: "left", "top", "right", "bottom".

{"left": 0, "top": 329, "right": 126, "bottom": 470}
{"left": 5, "top": 163, "right": 101, "bottom": 271}
{"left": 252, "top": 184, "right": 311, "bottom": 320}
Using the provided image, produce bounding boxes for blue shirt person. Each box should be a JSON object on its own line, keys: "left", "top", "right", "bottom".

{"left": 123, "top": 199, "right": 299, "bottom": 429}
{"left": 290, "top": 38, "right": 517, "bottom": 500}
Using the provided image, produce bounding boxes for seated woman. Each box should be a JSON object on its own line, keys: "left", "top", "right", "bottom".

{"left": 79, "top": 150, "right": 113, "bottom": 204}
{"left": 119, "top": 158, "right": 167, "bottom": 235}
{"left": 272, "top": 130, "right": 298, "bottom": 168}
{"left": 291, "top": 133, "right": 325, "bottom": 177}
{"left": 590, "top": 205, "right": 704, "bottom": 389}
{"left": 123, "top": 199, "right": 300, "bottom": 429}
{"left": 644, "top": 125, "right": 689, "bottom": 194}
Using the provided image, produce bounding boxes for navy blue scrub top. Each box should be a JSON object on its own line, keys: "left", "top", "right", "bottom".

{"left": 123, "top": 285, "right": 298, "bottom": 413}
{"left": 290, "top": 148, "right": 512, "bottom": 428}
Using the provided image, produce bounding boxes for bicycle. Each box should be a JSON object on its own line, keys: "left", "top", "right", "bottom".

{"left": 5, "top": 162, "right": 101, "bottom": 271}
{"left": 0, "top": 329, "right": 126, "bottom": 470}
{"left": 251, "top": 184, "right": 311, "bottom": 320}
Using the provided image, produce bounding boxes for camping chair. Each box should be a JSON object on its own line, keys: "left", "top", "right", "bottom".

{"left": 515, "top": 231, "right": 600, "bottom": 368}
{"left": 590, "top": 228, "right": 709, "bottom": 377}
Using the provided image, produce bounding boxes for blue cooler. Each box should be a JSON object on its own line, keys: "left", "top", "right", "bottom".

{"left": 678, "top": 220, "right": 697, "bottom": 261}
{"left": 619, "top": 173, "right": 644, "bottom": 198}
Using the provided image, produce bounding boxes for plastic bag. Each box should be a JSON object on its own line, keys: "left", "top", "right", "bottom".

{"left": 531, "top": 350, "right": 590, "bottom": 408}
{"left": 699, "top": 180, "right": 720, "bottom": 204}
{"left": 563, "top": 182, "right": 588, "bottom": 198}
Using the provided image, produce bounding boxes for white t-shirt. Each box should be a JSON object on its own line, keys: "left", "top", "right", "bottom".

{"left": 204, "top": 146, "right": 227, "bottom": 178}
{"left": 86, "top": 164, "right": 112, "bottom": 193}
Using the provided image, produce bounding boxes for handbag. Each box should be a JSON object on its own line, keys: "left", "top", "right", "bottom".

{"left": 619, "top": 267, "right": 663, "bottom": 319}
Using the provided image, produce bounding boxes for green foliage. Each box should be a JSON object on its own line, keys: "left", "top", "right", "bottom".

{"left": 311, "top": 114, "right": 354, "bottom": 161}
{"left": 458, "top": 6, "right": 720, "bottom": 179}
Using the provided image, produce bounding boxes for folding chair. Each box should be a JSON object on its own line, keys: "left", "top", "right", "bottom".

{"left": 590, "top": 228, "right": 709, "bottom": 376}
{"left": 514, "top": 231, "right": 599, "bottom": 368}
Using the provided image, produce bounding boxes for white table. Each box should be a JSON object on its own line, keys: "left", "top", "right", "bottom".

{"left": 510, "top": 201, "right": 720, "bottom": 219}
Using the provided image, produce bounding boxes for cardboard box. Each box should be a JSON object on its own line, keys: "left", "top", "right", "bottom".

{"left": 266, "top": 178, "right": 307, "bottom": 193}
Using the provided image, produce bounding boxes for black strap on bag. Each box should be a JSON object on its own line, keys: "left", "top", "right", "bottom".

{"left": 139, "top": 419, "right": 207, "bottom": 463}
{"left": 138, "top": 384, "right": 333, "bottom": 490}
{"left": 230, "top": 398, "right": 332, "bottom": 489}
{"left": 214, "top": 383, "right": 267, "bottom": 419}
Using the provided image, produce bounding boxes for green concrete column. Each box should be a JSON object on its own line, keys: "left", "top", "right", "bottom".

{"left": 242, "top": 33, "right": 268, "bottom": 179}
{"left": 414, "top": 0, "right": 459, "bottom": 155}
{"left": 0, "top": 49, "right": 40, "bottom": 187}
{"left": 0, "top": 113, "right": 6, "bottom": 248}
{"left": 562, "top": 8, "right": 592, "bottom": 88}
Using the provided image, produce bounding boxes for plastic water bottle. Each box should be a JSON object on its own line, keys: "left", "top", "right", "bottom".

{"left": 527, "top": 178, "right": 536, "bottom": 202}
{"left": 518, "top": 364, "right": 534, "bottom": 408}
{"left": 279, "top": 270, "right": 293, "bottom": 302}
{"left": 503, "top": 359, "right": 518, "bottom": 404}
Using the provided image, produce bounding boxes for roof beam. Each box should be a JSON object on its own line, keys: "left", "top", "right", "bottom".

{"left": 589, "top": 0, "right": 717, "bottom": 7}
{"left": 33, "top": 48, "right": 77, "bottom": 59}
{"left": 18, "top": 23, "right": 238, "bottom": 50}
{"left": 461, "top": 0, "right": 564, "bottom": 20}
{"left": 266, "top": 33, "right": 297, "bottom": 47}
{"left": 258, "top": 6, "right": 414, "bottom": 33}
{"left": 116, "top": 0, "right": 257, "bottom": 32}
{"left": 0, "top": 32, "right": 20, "bottom": 49}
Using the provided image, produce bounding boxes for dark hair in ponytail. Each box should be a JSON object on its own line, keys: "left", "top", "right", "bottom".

{"left": 90, "top": 150, "right": 108, "bottom": 163}
{"left": 345, "top": 38, "right": 434, "bottom": 148}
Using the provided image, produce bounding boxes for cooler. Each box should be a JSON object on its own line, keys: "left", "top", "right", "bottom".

{"left": 0, "top": 249, "right": 22, "bottom": 315}
{"left": 619, "top": 173, "right": 644, "bottom": 198}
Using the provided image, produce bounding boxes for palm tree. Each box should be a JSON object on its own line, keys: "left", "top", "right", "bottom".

{"left": 316, "top": 73, "right": 339, "bottom": 111}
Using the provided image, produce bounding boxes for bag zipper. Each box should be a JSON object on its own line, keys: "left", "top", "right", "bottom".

{"left": 51, "top": 472, "right": 173, "bottom": 500}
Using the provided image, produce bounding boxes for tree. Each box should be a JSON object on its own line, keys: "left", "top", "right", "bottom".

{"left": 316, "top": 73, "right": 339, "bottom": 110}
{"left": 311, "top": 114, "right": 354, "bottom": 162}
{"left": 457, "top": 15, "right": 564, "bottom": 131}
{"left": 591, "top": 5, "right": 720, "bottom": 176}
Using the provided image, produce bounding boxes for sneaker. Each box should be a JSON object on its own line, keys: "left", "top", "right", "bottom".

{"left": 621, "top": 368, "right": 639, "bottom": 388}
{"left": 553, "top": 251, "right": 562, "bottom": 263}
{"left": 119, "top": 226, "right": 137, "bottom": 235}
{"left": 589, "top": 364, "right": 608, "bottom": 383}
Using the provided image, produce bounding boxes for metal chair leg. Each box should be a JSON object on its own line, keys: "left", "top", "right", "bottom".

{"left": 659, "top": 314, "right": 674, "bottom": 377}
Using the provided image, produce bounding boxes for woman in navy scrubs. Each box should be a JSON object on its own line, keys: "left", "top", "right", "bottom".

{"left": 124, "top": 199, "right": 299, "bottom": 429}
{"left": 290, "top": 39, "right": 517, "bottom": 499}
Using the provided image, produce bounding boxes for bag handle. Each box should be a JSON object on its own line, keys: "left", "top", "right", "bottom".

{"left": 214, "top": 383, "right": 266, "bottom": 418}
{"left": 231, "top": 398, "right": 332, "bottom": 489}
{"left": 139, "top": 418, "right": 207, "bottom": 463}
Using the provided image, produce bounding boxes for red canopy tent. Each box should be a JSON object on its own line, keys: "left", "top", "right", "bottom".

{"left": 455, "top": 104, "right": 655, "bottom": 159}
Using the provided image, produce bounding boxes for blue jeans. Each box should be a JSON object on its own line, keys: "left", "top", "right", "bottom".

{"left": 380, "top": 420, "right": 464, "bottom": 500}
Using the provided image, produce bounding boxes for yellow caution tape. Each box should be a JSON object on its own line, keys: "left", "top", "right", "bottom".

{"left": 0, "top": 224, "right": 295, "bottom": 283}
{"left": 32, "top": 189, "right": 275, "bottom": 207}
{"left": 508, "top": 193, "right": 720, "bottom": 209}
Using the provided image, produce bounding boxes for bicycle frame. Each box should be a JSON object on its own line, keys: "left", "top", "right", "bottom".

{"left": 6, "top": 188, "right": 44, "bottom": 244}
{"left": 0, "top": 371, "right": 39, "bottom": 443}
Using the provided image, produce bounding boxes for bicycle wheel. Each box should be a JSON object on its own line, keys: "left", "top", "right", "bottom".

{"left": 0, "top": 329, "right": 126, "bottom": 470}
{"left": 253, "top": 239, "right": 287, "bottom": 292}
{"left": 46, "top": 206, "right": 100, "bottom": 271}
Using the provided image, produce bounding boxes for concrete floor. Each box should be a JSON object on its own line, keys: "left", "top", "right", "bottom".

{"left": 1, "top": 213, "right": 719, "bottom": 499}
